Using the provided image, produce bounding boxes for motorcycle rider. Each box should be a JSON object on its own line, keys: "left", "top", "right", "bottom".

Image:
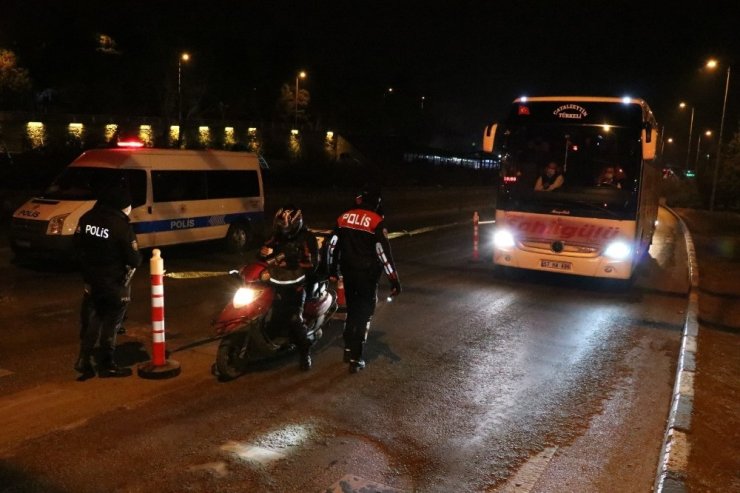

{"left": 258, "top": 206, "right": 319, "bottom": 371}
{"left": 327, "top": 185, "right": 401, "bottom": 373}
{"left": 74, "top": 185, "right": 141, "bottom": 378}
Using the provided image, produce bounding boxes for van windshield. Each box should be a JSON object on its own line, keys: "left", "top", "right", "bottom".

{"left": 42, "top": 166, "right": 147, "bottom": 207}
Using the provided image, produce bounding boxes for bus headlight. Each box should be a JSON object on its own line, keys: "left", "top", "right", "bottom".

{"left": 604, "top": 241, "right": 631, "bottom": 260}
{"left": 47, "top": 213, "right": 70, "bottom": 235}
{"left": 233, "top": 287, "right": 257, "bottom": 308}
{"left": 493, "top": 229, "right": 515, "bottom": 249}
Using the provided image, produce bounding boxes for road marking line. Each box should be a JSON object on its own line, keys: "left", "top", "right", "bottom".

{"left": 495, "top": 446, "right": 558, "bottom": 493}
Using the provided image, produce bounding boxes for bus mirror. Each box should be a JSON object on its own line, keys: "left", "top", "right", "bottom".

{"left": 642, "top": 128, "right": 658, "bottom": 160}
{"left": 644, "top": 123, "right": 653, "bottom": 143}
{"left": 483, "top": 123, "right": 497, "bottom": 153}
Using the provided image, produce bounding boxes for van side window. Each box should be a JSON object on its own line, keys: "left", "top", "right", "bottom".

{"left": 123, "top": 169, "right": 147, "bottom": 207}
{"left": 206, "top": 170, "right": 260, "bottom": 199}
{"left": 152, "top": 171, "right": 207, "bottom": 202}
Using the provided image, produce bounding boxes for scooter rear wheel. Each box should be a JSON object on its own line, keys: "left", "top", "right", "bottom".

{"left": 216, "top": 332, "right": 250, "bottom": 381}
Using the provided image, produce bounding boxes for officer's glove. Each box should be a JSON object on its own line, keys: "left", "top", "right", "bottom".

{"left": 389, "top": 276, "right": 402, "bottom": 297}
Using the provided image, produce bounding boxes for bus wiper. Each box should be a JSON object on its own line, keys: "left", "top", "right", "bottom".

{"left": 536, "top": 198, "right": 622, "bottom": 218}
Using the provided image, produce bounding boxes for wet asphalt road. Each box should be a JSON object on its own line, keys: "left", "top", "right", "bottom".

{"left": 0, "top": 208, "right": 687, "bottom": 492}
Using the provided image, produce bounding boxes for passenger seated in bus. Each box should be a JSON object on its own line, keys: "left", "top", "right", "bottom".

{"left": 597, "top": 166, "right": 622, "bottom": 188}
{"left": 534, "top": 162, "right": 564, "bottom": 192}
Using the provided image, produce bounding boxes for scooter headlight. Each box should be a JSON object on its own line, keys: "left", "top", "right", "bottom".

{"left": 233, "top": 287, "right": 257, "bottom": 308}
{"left": 493, "top": 228, "right": 515, "bottom": 249}
{"left": 604, "top": 241, "right": 631, "bottom": 260}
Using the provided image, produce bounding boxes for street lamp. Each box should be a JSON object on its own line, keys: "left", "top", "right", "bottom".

{"left": 695, "top": 130, "right": 712, "bottom": 167}
{"left": 178, "top": 52, "right": 190, "bottom": 146}
{"left": 295, "top": 70, "right": 306, "bottom": 128}
{"left": 679, "top": 102, "right": 695, "bottom": 172}
{"left": 706, "top": 59, "right": 731, "bottom": 211}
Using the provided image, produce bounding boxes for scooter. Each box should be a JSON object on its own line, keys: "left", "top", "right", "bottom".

{"left": 212, "top": 253, "right": 337, "bottom": 380}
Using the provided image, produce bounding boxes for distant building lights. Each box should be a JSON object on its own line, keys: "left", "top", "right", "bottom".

{"left": 138, "top": 124, "right": 153, "bottom": 146}
{"left": 198, "top": 126, "right": 211, "bottom": 146}
{"left": 224, "top": 126, "right": 235, "bottom": 146}
{"left": 26, "top": 122, "right": 46, "bottom": 148}
{"left": 291, "top": 129, "right": 299, "bottom": 135}
{"left": 602, "top": 124, "right": 611, "bottom": 132}
{"left": 326, "top": 131, "right": 334, "bottom": 139}
{"left": 169, "top": 125, "right": 180, "bottom": 146}
{"left": 68, "top": 122, "right": 84, "bottom": 141}
{"left": 105, "top": 124, "right": 118, "bottom": 142}
{"left": 248, "top": 127, "right": 257, "bottom": 135}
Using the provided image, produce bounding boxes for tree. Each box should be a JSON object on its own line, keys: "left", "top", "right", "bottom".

{"left": 0, "top": 49, "right": 32, "bottom": 109}
{"left": 715, "top": 122, "right": 740, "bottom": 210}
{"left": 275, "top": 83, "right": 310, "bottom": 125}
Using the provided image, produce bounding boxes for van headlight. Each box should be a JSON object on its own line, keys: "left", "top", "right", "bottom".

{"left": 233, "top": 287, "right": 257, "bottom": 308}
{"left": 47, "top": 213, "right": 70, "bottom": 235}
{"left": 493, "top": 229, "right": 515, "bottom": 249}
{"left": 604, "top": 241, "right": 631, "bottom": 260}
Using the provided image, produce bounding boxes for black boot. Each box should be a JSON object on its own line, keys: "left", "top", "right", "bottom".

{"left": 343, "top": 348, "right": 352, "bottom": 363}
{"left": 300, "top": 348, "right": 312, "bottom": 371}
{"left": 98, "top": 361, "right": 132, "bottom": 378}
{"left": 349, "top": 359, "right": 365, "bottom": 374}
{"left": 74, "top": 352, "right": 94, "bottom": 376}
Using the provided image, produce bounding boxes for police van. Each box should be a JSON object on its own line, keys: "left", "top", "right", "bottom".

{"left": 10, "top": 146, "right": 265, "bottom": 257}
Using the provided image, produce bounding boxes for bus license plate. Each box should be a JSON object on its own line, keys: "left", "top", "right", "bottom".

{"left": 541, "top": 259, "right": 572, "bottom": 271}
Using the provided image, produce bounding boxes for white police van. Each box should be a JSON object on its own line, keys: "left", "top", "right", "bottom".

{"left": 10, "top": 146, "right": 265, "bottom": 257}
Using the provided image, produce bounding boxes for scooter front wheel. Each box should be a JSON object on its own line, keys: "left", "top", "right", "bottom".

{"left": 215, "top": 331, "right": 250, "bottom": 381}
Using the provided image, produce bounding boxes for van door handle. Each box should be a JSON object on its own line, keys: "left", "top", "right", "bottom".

{"left": 148, "top": 206, "right": 152, "bottom": 214}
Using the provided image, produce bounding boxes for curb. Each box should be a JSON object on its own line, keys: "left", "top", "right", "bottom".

{"left": 654, "top": 206, "right": 700, "bottom": 493}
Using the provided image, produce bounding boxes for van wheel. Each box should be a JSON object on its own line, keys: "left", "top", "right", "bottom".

{"left": 225, "top": 222, "right": 250, "bottom": 252}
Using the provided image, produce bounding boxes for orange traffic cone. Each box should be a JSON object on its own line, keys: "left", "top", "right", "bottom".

{"left": 337, "top": 276, "right": 346, "bottom": 309}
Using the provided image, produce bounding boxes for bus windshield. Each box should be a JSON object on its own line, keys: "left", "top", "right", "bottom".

{"left": 497, "top": 122, "right": 642, "bottom": 219}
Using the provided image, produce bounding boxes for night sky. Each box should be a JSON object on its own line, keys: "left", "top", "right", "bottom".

{"left": 1, "top": 0, "right": 738, "bottom": 151}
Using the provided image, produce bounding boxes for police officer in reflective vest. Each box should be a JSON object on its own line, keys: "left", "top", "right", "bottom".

{"left": 74, "top": 186, "right": 142, "bottom": 378}
{"left": 327, "top": 186, "right": 401, "bottom": 373}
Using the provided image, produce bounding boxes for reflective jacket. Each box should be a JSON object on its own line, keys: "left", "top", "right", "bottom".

{"left": 74, "top": 203, "right": 142, "bottom": 296}
{"left": 327, "top": 207, "right": 398, "bottom": 280}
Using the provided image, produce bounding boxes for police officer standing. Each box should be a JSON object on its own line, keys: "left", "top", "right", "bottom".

{"left": 327, "top": 186, "right": 401, "bottom": 373}
{"left": 74, "top": 186, "right": 141, "bottom": 378}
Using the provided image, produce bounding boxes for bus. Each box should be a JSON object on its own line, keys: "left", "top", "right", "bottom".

{"left": 483, "top": 96, "right": 661, "bottom": 280}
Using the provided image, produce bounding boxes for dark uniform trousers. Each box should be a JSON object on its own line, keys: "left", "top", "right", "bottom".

{"left": 342, "top": 268, "right": 381, "bottom": 361}
{"left": 80, "top": 286, "right": 128, "bottom": 364}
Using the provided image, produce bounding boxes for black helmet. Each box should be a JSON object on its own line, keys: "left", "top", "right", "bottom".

{"left": 355, "top": 184, "right": 382, "bottom": 213}
{"left": 273, "top": 206, "right": 303, "bottom": 239}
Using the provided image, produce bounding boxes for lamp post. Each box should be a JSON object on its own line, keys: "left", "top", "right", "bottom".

{"left": 679, "top": 102, "right": 695, "bottom": 172}
{"left": 707, "top": 60, "right": 731, "bottom": 211}
{"left": 294, "top": 70, "right": 306, "bottom": 128}
{"left": 695, "top": 130, "right": 712, "bottom": 168}
{"left": 177, "top": 52, "right": 190, "bottom": 146}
